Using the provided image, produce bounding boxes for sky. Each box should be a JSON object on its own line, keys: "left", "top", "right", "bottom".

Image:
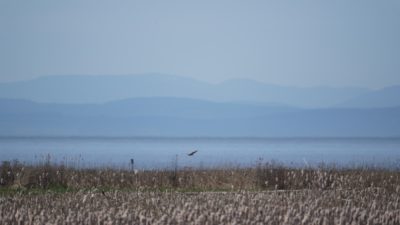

{"left": 0, "top": 0, "right": 399, "bottom": 88}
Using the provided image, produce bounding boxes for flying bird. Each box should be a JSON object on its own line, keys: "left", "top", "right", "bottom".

{"left": 187, "top": 150, "right": 198, "bottom": 156}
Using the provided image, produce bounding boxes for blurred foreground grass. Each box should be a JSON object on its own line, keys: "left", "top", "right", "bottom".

{"left": 1, "top": 160, "right": 400, "bottom": 224}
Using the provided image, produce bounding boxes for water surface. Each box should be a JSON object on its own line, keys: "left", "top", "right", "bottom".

{"left": 1, "top": 137, "right": 399, "bottom": 169}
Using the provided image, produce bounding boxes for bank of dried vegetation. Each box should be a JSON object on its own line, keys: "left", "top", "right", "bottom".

{"left": 1, "top": 160, "right": 400, "bottom": 224}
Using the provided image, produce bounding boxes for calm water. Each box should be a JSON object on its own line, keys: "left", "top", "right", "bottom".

{"left": 1, "top": 137, "right": 400, "bottom": 169}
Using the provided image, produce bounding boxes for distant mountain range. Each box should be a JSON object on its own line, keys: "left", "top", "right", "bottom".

{"left": 337, "top": 85, "right": 400, "bottom": 108}
{"left": 1, "top": 97, "right": 399, "bottom": 137}
{"left": 0, "top": 74, "right": 399, "bottom": 137}
{"left": 2, "top": 74, "right": 393, "bottom": 108}
{"left": 0, "top": 97, "right": 297, "bottom": 119}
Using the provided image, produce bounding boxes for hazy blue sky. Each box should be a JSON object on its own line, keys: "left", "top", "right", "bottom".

{"left": 1, "top": 0, "right": 399, "bottom": 88}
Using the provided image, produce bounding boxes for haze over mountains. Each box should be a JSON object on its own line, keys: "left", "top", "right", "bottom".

{"left": 0, "top": 74, "right": 380, "bottom": 107}
{"left": 0, "top": 74, "right": 399, "bottom": 137}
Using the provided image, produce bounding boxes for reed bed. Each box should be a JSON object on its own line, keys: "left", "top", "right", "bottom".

{"left": 1, "top": 160, "right": 400, "bottom": 224}
{"left": 1, "top": 160, "right": 400, "bottom": 191}
{"left": 1, "top": 188, "right": 400, "bottom": 224}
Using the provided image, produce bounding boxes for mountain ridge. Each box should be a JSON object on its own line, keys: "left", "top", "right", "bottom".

{"left": 0, "top": 97, "right": 399, "bottom": 137}
{"left": 337, "top": 85, "right": 400, "bottom": 108}
{"left": 0, "top": 74, "right": 372, "bottom": 107}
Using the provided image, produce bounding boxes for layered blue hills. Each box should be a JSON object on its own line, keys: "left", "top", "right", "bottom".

{"left": 1, "top": 74, "right": 399, "bottom": 137}
{"left": 0, "top": 97, "right": 399, "bottom": 137}
{"left": 0, "top": 74, "right": 373, "bottom": 107}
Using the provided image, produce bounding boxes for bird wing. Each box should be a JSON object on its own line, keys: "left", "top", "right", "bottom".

{"left": 188, "top": 150, "right": 198, "bottom": 156}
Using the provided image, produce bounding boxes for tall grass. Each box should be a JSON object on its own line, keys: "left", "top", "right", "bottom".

{"left": 1, "top": 159, "right": 399, "bottom": 191}
{"left": 1, "top": 160, "right": 400, "bottom": 224}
